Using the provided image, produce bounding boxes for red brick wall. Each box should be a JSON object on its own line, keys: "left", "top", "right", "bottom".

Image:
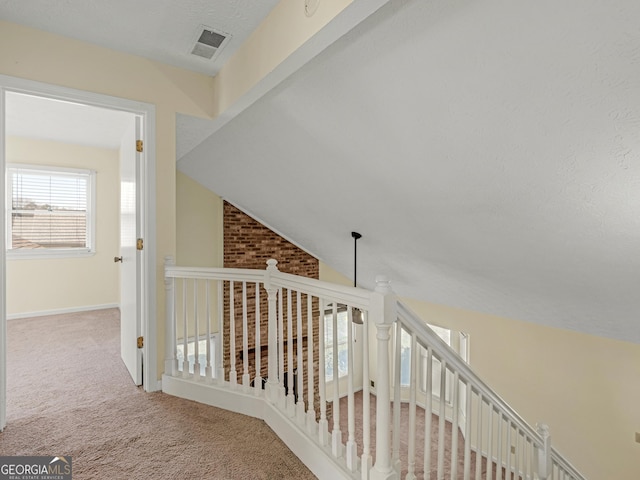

{"left": 223, "top": 201, "right": 319, "bottom": 276}
{"left": 223, "top": 202, "right": 321, "bottom": 411}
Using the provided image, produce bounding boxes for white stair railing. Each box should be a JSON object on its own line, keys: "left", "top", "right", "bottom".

{"left": 395, "top": 302, "right": 586, "bottom": 480}
{"left": 162, "top": 257, "right": 586, "bottom": 480}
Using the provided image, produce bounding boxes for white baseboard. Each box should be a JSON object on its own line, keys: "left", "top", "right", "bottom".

{"left": 7, "top": 303, "right": 120, "bottom": 320}
{"left": 162, "top": 375, "right": 264, "bottom": 420}
{"left": 264, "top": 403, "right": 356, "bottom": 480}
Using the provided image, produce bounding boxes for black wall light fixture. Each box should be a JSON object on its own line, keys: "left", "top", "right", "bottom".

{"left": 352, "top": 231, "right": 364, "bottom": 325}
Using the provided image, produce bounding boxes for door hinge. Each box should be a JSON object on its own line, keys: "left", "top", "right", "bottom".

{"left": 136, "top": 238, "right": 144, "bottom": 250}
{"left": 137, "top": 336, "right": 144, "bottom": 349}
{"left": 136, "top": 140, "right": 143, "bottom": 153}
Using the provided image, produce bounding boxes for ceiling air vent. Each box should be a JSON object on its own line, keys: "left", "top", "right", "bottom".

{"left": 190, "top": 26, "right": 230, "bottom": 60}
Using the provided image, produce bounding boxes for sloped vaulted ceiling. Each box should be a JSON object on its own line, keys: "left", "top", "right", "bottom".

{"left": 179, "top": 0, "right": 640, "bottom": 344}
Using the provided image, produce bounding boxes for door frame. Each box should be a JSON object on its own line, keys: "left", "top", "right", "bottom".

{"left": 0, "top": 74, "right": 158, "bottom": 431}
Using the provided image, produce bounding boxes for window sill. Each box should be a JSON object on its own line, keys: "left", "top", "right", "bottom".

{"left": 7, "top": 249, "right": 96, "bottom": 260}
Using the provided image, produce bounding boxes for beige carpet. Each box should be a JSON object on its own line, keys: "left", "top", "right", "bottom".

{"left": 1, "top": 309, "right": 316, "bottom": 480}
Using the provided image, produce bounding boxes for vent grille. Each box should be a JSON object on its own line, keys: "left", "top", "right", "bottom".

{"left": 190, "top": 26, "right": 229, "bottom": 60}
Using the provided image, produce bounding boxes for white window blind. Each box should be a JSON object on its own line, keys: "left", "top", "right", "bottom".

{"left": 7, "top": 165, "right": 95, "bottom": 254}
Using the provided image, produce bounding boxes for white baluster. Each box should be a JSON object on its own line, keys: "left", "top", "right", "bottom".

{"left": 193, "top": 279, "right": 201, "bottom": 381}
{"left": 318, "top": 298, "right": 329, "bottom": 447}
{"left": 392, "top": 322, "right": 402, "bottom": 474}
{"left": 296, "top": 291, "right": 305, "bottom": 425}
{"left": 216, "top": 280, "right": 224, "bottom": 384}
{"left": 286, "top": 289, "right": 295, "bottom": 417}
{"left": 331, "top": 302, "right": 342, "bottom": 458}
{"left": 370, "top": 275, "right": 396, "bottom": 480}
{"left": 406, "top": 332, "right": 418, "bottom": 480}
{"left": 536, "top": 424, "right": 551, "bottom": 480}
{"left": 463, "top": 381, "right": 472, "bottom": 480}
{"left": 451, "top": 370, "right": 460, "bottom": 480}
{"left": 437, "top": 359, "right": 447, "bottom": 480}
{"left": 296, "top": 291, "right": 305, "bottom": 426}
{"left": 475, "top": 393, "right": 483, "bottom": 480}
{"left": 506, "top": 421, "right": 512, "bottom": 480}
{"left": 163, "top": 256, "right": 176, "bottom": 377}
{"left": 345, "top": 306, "right": 358, "bottom": 472}
{"left": 306, "top": 293, "right": 317, "bottom": 435}
{"left": 205, "top": 279, "right": 212, "bottom": 382}
{"left": 182, "top": 279, "right": 189, "bottom": 377}
{"left": 487, "top": 404, "right": 494, "bottom": 480}
{"left": 242, "top": 281, "right": 250, "bottom": 390}
{"left": 254, "top": 281, "right": 262, "bottom": 396}
{"left": 496, "top": 412, "right": 503, "bottom": 480}
{"left": 278, "top": 287, "right": 286, "bottom": 410}
{"left": 524, "top": 436, "right": 531, "bottom": 480}
{"left": 229, "top": 280, "right": 237, "bottom": 387}
{"left": 173, "top": 276, "right": 179, "bottom": 376}
{"left": 361, "top": 310, "right": 372, "bottom": 480}
{"left": 514, "top": 427, "right": 520, "bottom": 480}
{"left": 265, "top": 259, "right": 279, "bottom": 404}
{"left": 424, "top": 347, "right": 433, "bottom": 480}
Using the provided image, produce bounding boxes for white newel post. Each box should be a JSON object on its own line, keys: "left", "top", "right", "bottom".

{"left": 370, "top": 275, "right": 398, "bottom": 480}
{"left": 265, "top": 259, "right": 280, "bottom": 404}
{"left": 536, "top": 423, "right": 552, "bottom": 480}
{"left": 164, "top": 256, "right": 177, "bottom": 377}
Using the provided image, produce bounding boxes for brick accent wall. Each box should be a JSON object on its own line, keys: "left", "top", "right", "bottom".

{"left": 223, "top": 201, "right": 322, "bottom": 413}
{"left": 224, "top": 201, "right": 319, "bottom": 276}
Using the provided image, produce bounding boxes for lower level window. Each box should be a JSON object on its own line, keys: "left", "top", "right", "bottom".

{"left": 176, "top": 335, "right": 217, "bottom": 376}
{"left": 324, "top": 308, "right": 349, "bottom": 380}
{"left": 400, "top": 324, "right": 469, "bottom": 403}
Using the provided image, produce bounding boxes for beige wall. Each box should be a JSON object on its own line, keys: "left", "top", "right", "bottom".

{"left": 176, "top": 172, "right": 223, "bottom": 268}
{"left": 6, "top": 137, "right": 119, "bottom": 316}
{"left": 401, "top": 298, "right": 640, "bottom": 480}
{"left": 212, "top": 0, "right": 353, "bottom": 117}
{"left": 0, "top": 19, "right": 216, "bottom": 378}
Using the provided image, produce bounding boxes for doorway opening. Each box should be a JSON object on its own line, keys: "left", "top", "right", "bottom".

{"left": 0, "top": 75, "right": 157, "bottom": 431}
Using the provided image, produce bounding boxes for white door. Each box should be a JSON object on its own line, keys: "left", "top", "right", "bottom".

{"left": 119, "top": 115, "right": 142, "bottom": 385}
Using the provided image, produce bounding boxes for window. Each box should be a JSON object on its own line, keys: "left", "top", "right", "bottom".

{"left": 176, "top": 334, "right": 217, "bottom": 377}
{"left": 324, "top": 307, "right": 349, "bottom": 380}
{"left": 399, "top": 323, "right": 468, "bottom": 405}
{"left": 7, "top": 164, "right": 95, "bottom": 256}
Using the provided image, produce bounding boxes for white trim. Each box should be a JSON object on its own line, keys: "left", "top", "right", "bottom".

{"left": 0, "top": 85, "right": 5, "bottom": 432}
{"left": 0, "top": 75, "right": 159, "bottom": 434}
{"left": 6, "top": 163, "right": 94, "bottom": 174}
{"left": 141, "top": 109, "right": 158, "bottom": 392}
{"left": 6, "top": 303, "right": 120, "bottom": 320}
{"left": 6, "top": 249, "right": 96, "bottom": 260}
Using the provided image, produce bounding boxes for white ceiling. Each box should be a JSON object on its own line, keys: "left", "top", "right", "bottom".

{"left": 0, "top": 0, "right": 280, "bottom": 76}
{"left": 5, "top": 92, "right": 133, "bottom": 149}
{"left": 2, "top": 0, "right": 638, "bottom": 344}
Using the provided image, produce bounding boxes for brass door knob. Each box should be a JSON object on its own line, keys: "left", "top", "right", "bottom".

{"left": 114, "top": 256, "right": 123, "bottom": 263}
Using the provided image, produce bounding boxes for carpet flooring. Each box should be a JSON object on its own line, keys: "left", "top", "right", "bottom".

{"left": 1, "top": 309, "right": 316, "bottom": 480}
